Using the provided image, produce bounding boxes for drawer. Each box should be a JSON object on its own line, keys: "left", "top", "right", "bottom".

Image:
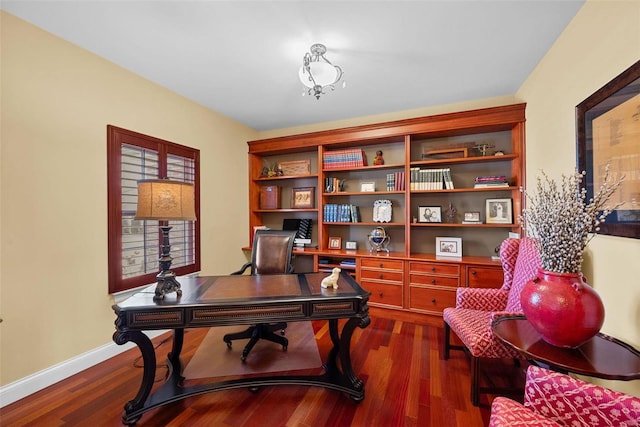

{"left": 361, "top": 281, "right": 403, "bottom": 307}
{"left": 409, "top": 261, "right": 459, "bottom": 276}
{"left": 409, "top": 273, "right": 459, "bottom": 288}
{"left": 409, "top": 287, "right": 456, "bottom": 314}
{"left": 466, "top": 266, "right": 504, "bottom": 288}
{"left": 361, "top": 269, "right": 404, "bottom": 283}
{"left": 361, "top": 258, "right": 404, "bottom": 271}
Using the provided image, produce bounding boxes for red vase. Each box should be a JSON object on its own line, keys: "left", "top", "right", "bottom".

{"left": 520, "top": 268, "right": 605, "bottom": 348}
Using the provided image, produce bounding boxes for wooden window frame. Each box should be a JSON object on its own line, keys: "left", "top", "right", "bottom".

{"left": 107, "top": 125, "right": 201, "bottom": 294}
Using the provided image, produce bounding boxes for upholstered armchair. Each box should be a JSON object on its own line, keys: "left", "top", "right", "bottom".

{"left": 489, "top": 365, "right": 640, "bottom": 426}
{"left": 223, "top": 229, "right": 297, "bottom": 361}
{"left": 443, "top": 237, "right": 541, "bottom": 405}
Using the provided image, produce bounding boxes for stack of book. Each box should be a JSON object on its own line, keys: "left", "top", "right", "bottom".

{"left": 323, "top": 149, "right": 367, "bottom": 169}
{"left": 386, "top": 171, "right": 405, "bottom": 191}
{"left": 409, "top": 167, "right": 454, "bottom": 190}
{"left": 323, "top": 204, "right": 361, "bottom": 223}
{"left": 473, "top": 175, "right": 509, "bottom": 188}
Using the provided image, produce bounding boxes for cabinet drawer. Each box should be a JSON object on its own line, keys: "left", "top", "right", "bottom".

{"left": 361, "top": 281, "right": 403, "bottom": 307}
{"left": 409, "top": 261, "right": 459, "bottom": 276}
{"left": 361, "top": 269, "right": 404, "bottom": 283}
{"left": 409, "top": 273, "right": 459, "bottom": 288}
{"left": 467, "top": 266, "right": 504, "bottom": 288}
{"left": 409, "top": 287, "right": 456, "bottom": 314}
{"left": 361, "top": 258, "right": 404, "bottom": 271}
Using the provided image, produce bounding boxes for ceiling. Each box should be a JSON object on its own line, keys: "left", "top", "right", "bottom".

{"left": 2, "top": 1, "right": 585, "bottom": 131}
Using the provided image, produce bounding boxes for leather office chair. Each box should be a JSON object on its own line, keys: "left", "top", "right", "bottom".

{"left": 223, "top": 229, "right": 297, "bottom": 361}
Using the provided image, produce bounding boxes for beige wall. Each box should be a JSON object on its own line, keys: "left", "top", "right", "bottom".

{"left": 0, "top": 11, "right": 256, "bottom": 385}
{"left": 2, "top": 0, "right": 639, "bottom": 398}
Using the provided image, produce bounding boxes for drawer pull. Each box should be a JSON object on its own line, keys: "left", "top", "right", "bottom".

{"left": 431, "top": 298, "right": 436, "bottom": 303}
{"left": 379, "top": 263, "right": 383, "bottom": 268}
{"left": 378, "top": 292, "right": 384, "bottom": 297}
{"left": 431, "top": 279, "right": 436, "bottom": 284}
{"left": 471, "top": 270, "right": 477, "bottom": 275}
{"left": 431, "top": 267, "right": 436, "bottom": 272}
{"left": 379, "top": 274, "right": 384, "bottom": 279}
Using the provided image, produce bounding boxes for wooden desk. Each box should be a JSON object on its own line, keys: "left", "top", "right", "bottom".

{"left": 112, "top": 272, "right": 371, "bottom": 425}
{"left": 492, "top": 315, "right": 640, "bottom": 380}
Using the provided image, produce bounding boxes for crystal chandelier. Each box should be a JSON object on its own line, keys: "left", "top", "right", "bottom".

{"left": 298, "top": 43, "right": 344, "bottom": 99}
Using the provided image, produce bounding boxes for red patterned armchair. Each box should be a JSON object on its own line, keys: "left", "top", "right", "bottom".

{"left": 443, "top": 237, "right": 541, "bottom": 405}
{"left": 489, "top": 365, "right": 640, "bottom": 426}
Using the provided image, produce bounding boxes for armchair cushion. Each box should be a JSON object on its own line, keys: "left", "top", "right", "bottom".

{"left": 490, "top": 396, "right": 561, "bottom": 426}
{"left": 454, "top": 288, "right": 509, "bottom": 311}
{"left": 505, "top": 238, "right": 541, "bottom": 312}
{"left": 489, "top": 366, "right": 640, "bottom": 427}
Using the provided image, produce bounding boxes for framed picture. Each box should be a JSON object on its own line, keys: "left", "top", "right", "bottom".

{"left": 418, "top": 206, "right": 442, "bottom": 223}
{"left": 464, "top": 211, "right": 481, "bottom": 222}
{"left": 436, "top": 237, "right": 462, "bottom": 257}
{"left": 277, "top": 159, "right": 311, "bottom": 176}
{"left": 486, "top": 198, "right": 513, "bottom": 224}
{"left": 360, "top": 181, "right": 376, "bottom": 192}
{"left": 576, "top": 60, "right": 640, "bottom": 239}
{"left": 328, "top": 237, "right": 342, "bottom": 249}
{"left": 292, "top": 187, "right": 315, "bottom": 209}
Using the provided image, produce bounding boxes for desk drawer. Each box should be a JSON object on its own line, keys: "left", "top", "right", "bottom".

{"left": 409, "top": 287, "right": 456, "bottom": 314}
{"left": 409, "top": 273, "right": 459, "bottom": 288}
{"left": 361, "top": 281, "right": 403, "bottom": 307}
{"left": 361, "top": 258, "right": 404, "bottom": 271}
{"left": 409, "top": 261, "right": 459, "bottom": 276}
{"left": 360, "top": 269, "right": 404, "bottom": 283}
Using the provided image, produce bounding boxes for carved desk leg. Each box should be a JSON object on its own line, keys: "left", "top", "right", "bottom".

{"left": 112, "top": 330, "right": 156, "bottom": 426}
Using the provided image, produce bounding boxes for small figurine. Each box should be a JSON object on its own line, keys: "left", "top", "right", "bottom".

{"left": 373, "top": 150, "right": 384, "bottom": 165}
{"left": 321, "top": 267, "right": 341, "bottom": 289}
{"left": 445, "top": 203, "right": 457, "bottom": 223}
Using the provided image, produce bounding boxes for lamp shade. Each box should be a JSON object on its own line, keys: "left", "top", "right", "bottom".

{"left": 298, "top": 62, "right": 340, "bottom": 88}
{"left": 135, "top": 179, "right": 196, "bottom": 221}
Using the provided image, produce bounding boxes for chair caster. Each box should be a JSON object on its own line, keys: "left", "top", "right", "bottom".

{"left": 225, "top": 341, "right": 232, "bottom": 349}
{"left": 283, "top": 345, "right": 288, "bottom": 351}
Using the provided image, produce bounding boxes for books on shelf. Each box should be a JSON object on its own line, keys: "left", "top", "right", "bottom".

{"left": 409, "top": 167, "right": 454, "bottom": 190}
{"left": 386, "top": 171, "right": 405, "bottom": 191}
{"left": 474, "top": 175, "right": 509, "bottom": 188}
{"left": 323, "top": 204, "right": 361, "bottom": 223}
{"left": 323, "top": 149, "right": 367, "bottom": 169}
{"left": 339, "top": 258, "right": 356, "bottom": 268}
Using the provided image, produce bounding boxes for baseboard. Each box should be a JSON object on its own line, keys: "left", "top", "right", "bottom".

{"left": 0, "top": 330, "right": 167, "bottom": 408}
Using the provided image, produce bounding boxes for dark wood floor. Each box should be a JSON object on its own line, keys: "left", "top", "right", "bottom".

{"left": 1, "top": 317, "right": 526, "bottom": 426}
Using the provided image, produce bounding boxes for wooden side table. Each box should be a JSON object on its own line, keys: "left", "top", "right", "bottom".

{"left": 492, "top": 315, "right": 640, "bottom": 380}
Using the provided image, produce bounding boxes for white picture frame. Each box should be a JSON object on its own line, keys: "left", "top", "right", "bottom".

{"left": 486, "top": 198, "right": 513, "bottom": 224}
{"left": 360, "top": 181, "right": 376, "bottom": 192}
{"left": 436, "top": 237, "right": 462, "bottom": 258}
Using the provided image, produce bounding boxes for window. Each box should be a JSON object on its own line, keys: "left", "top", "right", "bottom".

{"left": 107, "top": 126, "right": 200, "bottom": 294}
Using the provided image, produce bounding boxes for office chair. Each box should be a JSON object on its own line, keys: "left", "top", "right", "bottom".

{"left": 223, "top": 229, "right": 297, "bottom": 361}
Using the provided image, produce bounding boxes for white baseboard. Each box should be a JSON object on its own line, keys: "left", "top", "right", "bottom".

{"left": 0, "top": 330, "right": 167, "bottom": 408}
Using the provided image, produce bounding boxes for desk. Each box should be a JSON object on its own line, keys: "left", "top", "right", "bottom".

{"left": 112, "top": 272, "right": 370, "bottom": 425}
{"left": 492, "top": 315, "right": 640, "bottom": 380}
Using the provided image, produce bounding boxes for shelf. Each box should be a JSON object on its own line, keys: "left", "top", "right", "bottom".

{"left": 254, "top": 174, "right": 318, "bottom": 181}
{"left": 325, "top": 222, "right": 405, "bottom": 227}
{"left": 323, "top": 191, "right": 405, "bottom": 196}
{"left": 254, "top": 208, "right": 318, "bottom": 213}
{"left": 410, "top": 186, "right": 519, "bottom": 194}
{"left": 410, "top": 154, "right": 517, "bottom": 166}
{"left": 323, "top": 162, "right": 405, "bottom": 172}
{"left": 411, "top": 223, "right": 516, "bottom": 228}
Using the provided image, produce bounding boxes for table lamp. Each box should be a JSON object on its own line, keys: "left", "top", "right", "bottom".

{"left": 135, "top": 179, "right": 196, "bottom": 300}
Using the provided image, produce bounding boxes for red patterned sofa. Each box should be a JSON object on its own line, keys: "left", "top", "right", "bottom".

{"left": 443, "top": 237, "right": 541, "bottom": 405}
{"left": 489, "top": 365, "right": 640, "bottom": 426}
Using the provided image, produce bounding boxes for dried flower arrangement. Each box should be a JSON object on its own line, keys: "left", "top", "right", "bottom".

{"left": 520, "top": 166, "right": 624, "bottom": 274}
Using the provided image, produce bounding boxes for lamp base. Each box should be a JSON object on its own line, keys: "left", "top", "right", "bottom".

{"left": 153, "top": 270, "right": 183, "bottom": 301}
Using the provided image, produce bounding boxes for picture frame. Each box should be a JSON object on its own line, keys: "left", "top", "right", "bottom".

{"left": 464, "top": 211, "right": 481, "bottom": 222}
{"left": 576, "top": 60, "right": 640, "bottom": 239}
{"left": 328, "top": 237, "right": 342, "bottom": 250}
{"left": 485, "top": 198, "right": 513, "bottom": 224}
{"left": 291, "top": 187, "right": 315, "bottom": 209}
{"left": 436, "top": 237, "right": 462, "bottom": 258}
{"left": 277, "top": 159, "right": 311, "bottom": 176}
{"left": 360, "top": 181, "right": 376, "bottom": 192}
{"left": 418, "top": 206, "right": 442, "bottom": 223}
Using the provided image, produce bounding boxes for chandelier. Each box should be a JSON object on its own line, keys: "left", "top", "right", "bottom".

{"left": 298, "top": 43, "right": 344, "bottom": 99}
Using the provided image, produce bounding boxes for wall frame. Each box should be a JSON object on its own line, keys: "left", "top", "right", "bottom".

{"left": 576, "top": 60, "right": 640, "bottom": 239}
{"left": 328, "top": 237, "right": 342, "bottom": 250}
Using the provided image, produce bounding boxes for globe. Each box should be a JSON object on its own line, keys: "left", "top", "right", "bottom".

{"left": 368, "top": 226, "right": 389, "bottom": 252}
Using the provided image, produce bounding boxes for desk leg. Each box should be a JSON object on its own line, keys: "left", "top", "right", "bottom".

{"left": 112, "top": 330, "right": 156, "bottom": 426}
{"left": 325, "top": 316, "right": 370, "bottom": 401}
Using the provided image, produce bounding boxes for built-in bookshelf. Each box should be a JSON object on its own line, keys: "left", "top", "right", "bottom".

{"left": 246, "top": 104, "right": 526, "bottom": 320}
